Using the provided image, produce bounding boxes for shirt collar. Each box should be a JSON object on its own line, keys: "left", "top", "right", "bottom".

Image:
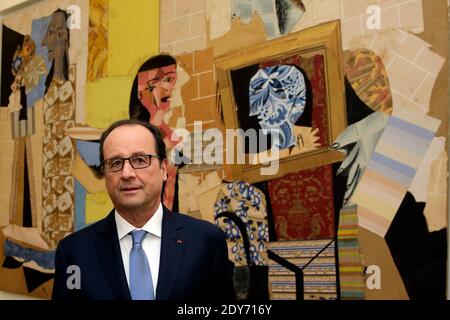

{"left": 115, "top": 203, "right": 163, "bottom": 240}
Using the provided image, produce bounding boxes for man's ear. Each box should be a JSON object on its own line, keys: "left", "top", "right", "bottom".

{"left": 161, "top": 158, "right": 168, "bottom": 181}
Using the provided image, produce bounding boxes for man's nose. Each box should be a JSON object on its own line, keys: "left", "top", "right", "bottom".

{"left": 120, "top": 160, "right": 136, "bottom": 179}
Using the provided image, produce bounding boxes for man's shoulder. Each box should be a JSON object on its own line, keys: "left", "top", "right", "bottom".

{"left": 168, "top": 211, "right": 222, "bottom": 237}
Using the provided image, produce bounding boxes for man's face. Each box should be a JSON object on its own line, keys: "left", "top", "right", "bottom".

{"left": 137, "top": 64, "right": 177, "bottom": 114}
{"left": 103, "top": 125, "right": 168, "bottom": 214}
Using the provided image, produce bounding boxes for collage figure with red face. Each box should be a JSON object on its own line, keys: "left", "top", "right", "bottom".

{"left": 130, "top": 55, "right": 184, "bottom": 210}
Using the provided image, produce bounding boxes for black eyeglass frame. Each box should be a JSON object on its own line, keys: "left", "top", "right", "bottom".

{"left": 102, "top": 154, "right": 160, "bottom": 173}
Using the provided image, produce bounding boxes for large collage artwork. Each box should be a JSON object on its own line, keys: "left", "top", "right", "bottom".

{"left": 0, "top": 0, "right": 448, "bottom": 300}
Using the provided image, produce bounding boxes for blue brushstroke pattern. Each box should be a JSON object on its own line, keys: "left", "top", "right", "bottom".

{"left": 3, "top": 240, "right": 55, "bottom": 270}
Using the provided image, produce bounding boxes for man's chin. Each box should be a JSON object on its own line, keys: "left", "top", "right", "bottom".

{"left": 118, "top": 200, "right": 146, "bottom": 210}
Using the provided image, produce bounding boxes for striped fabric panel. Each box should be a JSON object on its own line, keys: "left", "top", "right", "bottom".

{"left": 11, "top": 107, "right": 35, "bottom": 138}
{"left": 382, "top": 122, "right": 434, "bottom": 154}
{"left": 357, "top": 204, "right": 392, "bottom": 234}
{"left": 368, "top": 152, "right": 416, "bottom": 187}
{"left": 271, "top": 292, "right": 338, "bottom": 300}
{"left": 271, "top": 276, "right": 337, "bottom": 292}
{"left": 351, "top": 113, "right": 439, "bottom": 237}
{"left": 388, "top": 116, "right": 436, "bottom": 141}
{"left": 267, "top": 240, "right": 337, "bottom": 300}
{"left": 358, "top": 215, "right": 389, "bottom": 237}
{"left": 357, "top": 168, "right": 406, "bottom": 201}
{"left": 337, "top": 205, "right": 365, "bottom": 300}
{"left": 269, "top": 257, "right": 336, "bottom": 275}
{"left": 338, "top": 231, "right": 359, "bottom": 240}
{"left": 354, "top": 186, "right": 403, "bottom": 221}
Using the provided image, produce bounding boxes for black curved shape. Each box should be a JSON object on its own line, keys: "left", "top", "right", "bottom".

{"left": 216, "top": 211, "right": 252, "bottom": 266}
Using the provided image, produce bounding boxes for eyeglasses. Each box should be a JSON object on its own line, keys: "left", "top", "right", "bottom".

{"left": 102, "top": 154, "right": 159, "bottom": 173}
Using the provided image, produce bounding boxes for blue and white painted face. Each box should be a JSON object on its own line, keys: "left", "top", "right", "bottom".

{"left": 249, "top": 65, "right": 306, "bottom": 149}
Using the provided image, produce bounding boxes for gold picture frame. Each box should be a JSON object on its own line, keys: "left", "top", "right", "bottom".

{"left": 215, "top": 20, "right": 347, "bottom": 183}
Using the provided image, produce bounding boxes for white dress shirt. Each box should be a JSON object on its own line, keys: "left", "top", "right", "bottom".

{"left": 115, "top": 203, "right": 162, "bottom": 296}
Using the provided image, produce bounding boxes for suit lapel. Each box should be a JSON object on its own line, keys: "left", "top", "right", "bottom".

{"left": 94, "top": 210, "right": 131, "bottom": 300}
{"left": 156, "top": 207, "right": 185, "bottom": 300}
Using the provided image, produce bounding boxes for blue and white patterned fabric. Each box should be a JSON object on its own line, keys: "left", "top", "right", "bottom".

{"left": 214, "top": 181, "right": 269, "bottom": 266}
{"left": 249, "top": 65, "right": 306, "bottom": 149}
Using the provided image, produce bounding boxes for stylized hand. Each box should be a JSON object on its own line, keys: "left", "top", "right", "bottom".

{"left": 330, "top": 112, "right": 389, "bottom": 205}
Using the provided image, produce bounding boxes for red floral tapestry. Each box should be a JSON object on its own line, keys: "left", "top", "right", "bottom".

{"left": 268, "top": 164, "right": 335, "bottom": 240}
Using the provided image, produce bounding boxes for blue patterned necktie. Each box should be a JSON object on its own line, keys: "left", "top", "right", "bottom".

{"left": 129, "top": 230, "right": 154, "bottom": 300}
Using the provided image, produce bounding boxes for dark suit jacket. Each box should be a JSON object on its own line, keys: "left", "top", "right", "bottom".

{"left": 52, "top": 207, "right": 235, "bottom": 300}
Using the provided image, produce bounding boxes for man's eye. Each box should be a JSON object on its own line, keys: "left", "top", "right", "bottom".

{"left": 110, "top": 159, "right": 123, "bottom": 167}
{"left": 133, "top": 156, "right": 147, "bottom": 164}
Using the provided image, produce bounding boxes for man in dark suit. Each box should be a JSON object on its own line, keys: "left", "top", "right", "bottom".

{"left": 52, "top": 119, "right": 235, "bottom": 300}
